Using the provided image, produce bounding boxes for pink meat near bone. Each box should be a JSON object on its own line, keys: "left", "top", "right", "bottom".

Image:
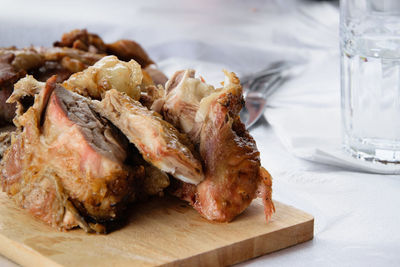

{"left": 1, "top": 77, "right": 143, "bottom": 232}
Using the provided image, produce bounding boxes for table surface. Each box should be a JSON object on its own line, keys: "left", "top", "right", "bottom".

{"left": 0, "top": 0, "right": 399, "bottom": 266}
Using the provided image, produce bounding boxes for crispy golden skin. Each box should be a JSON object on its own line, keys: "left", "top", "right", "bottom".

{"left": 164, "top": 70, "right": 275, "bottom": 222}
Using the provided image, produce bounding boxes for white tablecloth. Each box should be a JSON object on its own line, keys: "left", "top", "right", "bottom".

{"left": 1, "top": 0, "right": 399, "bottom": 266}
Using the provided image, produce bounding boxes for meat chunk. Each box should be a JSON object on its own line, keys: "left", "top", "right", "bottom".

{"left": 0, "top": 48, "right": 45, "bottom": 86}
{"left": 54, "top": 29, "right": 107, "bottom": 54}
{"left": 43, "top": 82, "right": 138, "bottom": 222}
{"left": 163, "top": 69, "right": 214, "bottom": 139}
{"left": 1, "top": 77, "right": 79, "bottom": 230}
{"left": 0, "top": 87, "right": 16, "bottom": 126}
{"left": 0, "top": 30, "right": 166, "bottom": 126}
{"left": 0, "top": 53, "right": 24, "bottom": 86}
{"left": 164, "top": 70, "right": 275, "bottom": 222}
{"left": 144, "top": 67, "right": 168, "bottom": 87}
{"left": 106, "top": 39, "right": 154, "bottom": 68}
{"left": 37, "top": 46, "right": 104, "bottom": 66}
{"left": 0, "top": 48, "right": 45, "bottom": 73}
{"left": 1, "top": 77, "right": 145, "bottom": 232}
{"left": 139, "top": 84, "right": 166, "bottom": 113}
{"left": 0, "top": 46, "right": 103, "bottom": 85}
{"left": 0, "top": 46, "right": 103, "bottom": 125}
{"left": 54, "top": 29, "right": 154, "bottom": 68}
{"left": 91, "top": 89, "right": 204, "bottom": 185}
{"left": 8, "top": 75, "right": 44, "bottom": 125}
{"left": 0, "top": 52, "right": 39, "bottom": 126}
{"left": 63, "top": 55, "right": 142, "bottom": 100}
{"left": 0, "top": 126, "right": 14, "bottom": 159}
{"left": 62, "top": 55, "right": 166, "bottom": 112}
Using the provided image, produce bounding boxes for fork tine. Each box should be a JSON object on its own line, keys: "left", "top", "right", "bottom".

{"left": 240, "top": 60, "right": 301, "bottom": 129}
{"left": 240, "top": 60, "right": 290, "bottom": 85}
{"left": 248, "top": 72, "right": 281, "bottom": 92}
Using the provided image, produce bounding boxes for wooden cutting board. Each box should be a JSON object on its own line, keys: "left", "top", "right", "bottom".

{"left": 0, "top": 192, "right": 313, "bottom": 267}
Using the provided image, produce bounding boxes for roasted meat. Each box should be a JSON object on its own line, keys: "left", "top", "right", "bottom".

{"left": 0, "top": 50, "right": 45, "bottom": 126}
{"left": 106, "top": 40, "right": 154, "bottom": 68}
{"left": 54, "top": 29, "right": 154, "bottom": 68}
{"left": 144, "top": 66, "right": 169, "bottom": 87}
{"left": 53, "top": 29, "right": 166, "bottom": 89}
{"left": 62, "top": 55, "right": 166, "bottom": 111}
{"left": 31, "top": 47, "right": 104, "bottom": 82}
{"left": 9, "top": 75, "right": 44, "bottom": 124}
{"left": 0, "top": 86, "right": 16, "bottom": 126}
{"left": 163, "top": 70, "right": 275, "bottom": 222}
{"left": 1, "top": 29, "right": 273, "bottom": 233}
{"left": 54, "top": 29, "right": 107, "bottom": 54}
{"left": 163, "top": 69, "right": 214, "bottom": 139}
{"left": 0, "top": 30, "right": 166, "bottom": 128}
{"left": 139, "top": 84, "right": 166, "bottom": 113}
{"left": 0, "top": 76, "right": 154, "bottom": 232}
{"left": 0, "top": 53, "right": 25, "bottom": 86}
{"left": 0, "top": 48, "right": 44, "bottom": 86}
{"left": 63, "top": 55, "right": 142, "bottom": 100}
{"left": 0, "top": 126, "right": 14, "bottom": 159}
{"left": 0, "top": 46, "right": 102, "bottom": 126}
{"left": 91, "top": 89, "right": 204, "bottom": 185}
{"left": 2, "top": 77, "right": 85, "bottom": 230}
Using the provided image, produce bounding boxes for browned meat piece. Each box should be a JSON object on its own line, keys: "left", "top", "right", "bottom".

{"left": 38, "top": 47, "right": 104, "bottom": 66}
{"left": 27, "top": 47, "right": 103, "bottom": 83}
{"left": 31, "top": 47, "right": 104, "bottom": 83}
{"left": 91, "top": 89, "right": 204, "bottom": 185}
{"left": 164, "top": 70, "right": 275, "bottom": 222}
{"left": 0, "top": 49, "right": 45, "bottom": 126}
{"left": 0, "top": 48, "right": 45, "bottom": 73}
{"left": 139, "top": 84, "right": 165, "bottom": 113}
{"left": 1, "top": 76, "right": 149, "bottom": 232}
{"left": 0, "top": 46, "right": 102, "bottom": 85}
{"left": 139, "top": 69, "right": 168, "bottom": 112}
{"left": 54, "top": 29, "right": 107, "bottom": 54}
{"left": 142, "top": 165, "right": 169, "bottom": 196}
{"left": 0, "top": 53, "right": 25, "bottom": 86}
{"left": 0, "top": 126, "right": 14, "bottom": 159}
{"left": 0, "top": 48, "right": 45, "bottom": 86}
{"left": 54, "top": 29, "right": 154, "bottom": 68}
{"left": 0, "top": 87, "right": 16, "bottom": 126}
{"left": 7, "top": 76, "right": 44, "bottom": 125}
{"left": 144, "top": 66, "right": 169, "bottom": 87}
{"left": 0, "top": 46, "right": 104, "bottom": 125}
{"left": 0, "top": 48, "right": 44, "bottom": 86}
{"left": 106, "top": 39, "right": 154, "bottom": 68}
{"left": 29, "top": 60, "right": 73, "bottom": 82}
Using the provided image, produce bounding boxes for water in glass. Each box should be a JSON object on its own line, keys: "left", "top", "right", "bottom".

{"left": 341, "top": 15, "right": 400, "bottom": 163}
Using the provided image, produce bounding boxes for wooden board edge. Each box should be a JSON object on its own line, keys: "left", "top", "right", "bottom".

{"left": 0, "top": 233, "right": 61, "bottom": 267}
{"left": 162, "top": 217, "right": 314, "bottom": 267}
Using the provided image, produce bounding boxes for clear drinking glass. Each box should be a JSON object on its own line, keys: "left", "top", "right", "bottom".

{"left": 340, "top": 0, "right": 400, "bottom": 164}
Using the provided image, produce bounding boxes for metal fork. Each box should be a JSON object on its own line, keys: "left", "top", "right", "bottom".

{"left": 239, "top": 61, "right": 296, "bottom": 129}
